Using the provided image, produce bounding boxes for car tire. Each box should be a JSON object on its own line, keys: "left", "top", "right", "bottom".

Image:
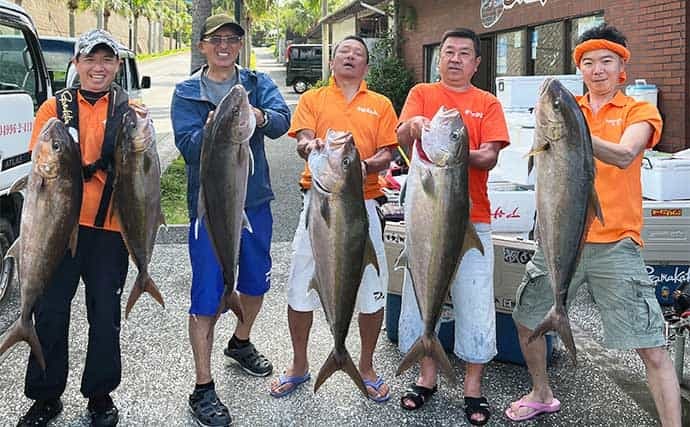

{"left": 0, "top": 218, "right": 15, "bottom": 302}
{"left": 293, "top": 79, "right": 309, "bottom": 94}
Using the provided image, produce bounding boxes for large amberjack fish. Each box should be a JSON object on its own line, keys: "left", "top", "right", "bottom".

{"left": 527, "top": 77, "right": 604, "bottom": 364}
{"left": 395, "top": 106, "right": 482, "bottom": 382}
{"left": 0, "top": 118, "right": 82, "bottom": 370}
{"left": 198, "top": 84, "right": 255, "bottom": 320}
{"left": 307, "top": 129, "right": 378, "bottom": 396}
{"left": 113, "top": 104, "right": 166, "bottom": 318}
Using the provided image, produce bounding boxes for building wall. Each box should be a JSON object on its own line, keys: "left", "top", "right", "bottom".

{"left": 332, "top": 18, "right": 357, "bottom": 45}
{"left": 19, "top": 0, "right": 173, "bottom": 54}
{"left": 400, "top": 0, "right": 688, "bottom": 152}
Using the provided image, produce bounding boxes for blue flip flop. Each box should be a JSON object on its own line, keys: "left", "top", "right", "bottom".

{"left": 269, "top": 372, "right": 311, "bottom": 398}
{"left": 364, "top": 376, "right": 391, "bottom": 403}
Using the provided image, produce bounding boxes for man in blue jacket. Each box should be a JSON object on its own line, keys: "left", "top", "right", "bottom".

{"left": 170, "top": 14, "right": 290, "bottom": 427}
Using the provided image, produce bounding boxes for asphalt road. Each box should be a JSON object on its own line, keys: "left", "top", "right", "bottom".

{"left": 0, "top": 48, "right": 687, "bottom": 426}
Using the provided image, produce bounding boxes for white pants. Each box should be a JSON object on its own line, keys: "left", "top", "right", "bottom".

{"left": 287, "top": 190, "right": 388, "bottom": 314}
{"left": 398, "top": 223, "right": 496, "bottom": 364}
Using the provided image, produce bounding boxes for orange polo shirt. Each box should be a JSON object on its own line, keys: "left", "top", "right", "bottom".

{"left": 288, "top": 79, "right": 399, "bottom": 200}
{"left": 30, "top": 93, "right": 121, "bottom": 232}
{"left": 399, "top": 83, "right": 510, "bottom": 224}
{"left": 577, "top": 91, "right": 662, "bottom": 245}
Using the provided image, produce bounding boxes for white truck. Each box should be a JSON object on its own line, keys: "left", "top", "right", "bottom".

{"left": 0, "top": 0, "right": 52, "bottom": 301}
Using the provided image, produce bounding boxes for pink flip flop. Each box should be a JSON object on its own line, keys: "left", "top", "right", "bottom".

{"left": 504, "top": 397, "right": 561, "bottom": 421}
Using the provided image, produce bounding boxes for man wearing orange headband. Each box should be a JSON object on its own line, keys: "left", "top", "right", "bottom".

{"left": 506, "top": 24, "right": 681, "bottom": 425}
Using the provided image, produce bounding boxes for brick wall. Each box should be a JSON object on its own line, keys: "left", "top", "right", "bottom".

{"left": 400, "top": 0, "right": 689, "bottom": 152}
{"left": 18, "top": 0, "right": 175, "bottom": 54}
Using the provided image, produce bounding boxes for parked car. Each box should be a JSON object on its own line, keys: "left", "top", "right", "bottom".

{"left": 39, "top": 36, "right": 151, "bottom": 103}
{"left": 0, "top": 0, "right": 54, "bottom": 300}
{"left": 285, "top": 43, "right": 328, "bottom": 94}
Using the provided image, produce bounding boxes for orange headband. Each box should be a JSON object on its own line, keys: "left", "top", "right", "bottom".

{"left": 573, "top": 39, "right": 631, "bottom": 84}
{"left": 572, "top": 39, "right": 631, "bottom": 65}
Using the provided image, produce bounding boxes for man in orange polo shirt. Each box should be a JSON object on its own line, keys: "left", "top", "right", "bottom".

{"left": 17, "top": 30, "right": 136, "bottom": 427}
{"left": 506, "top": 24, "right": 681, "bottom": 425}
{"left": 396, "top": 28, "right": 509, "bottom": 425}
{"left": 269, "top": 36, "right": 398, "bottom": 401}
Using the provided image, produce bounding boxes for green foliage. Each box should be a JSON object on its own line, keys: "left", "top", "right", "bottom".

{"left": 160, "top": 155, "right": 190, "bottom": 225}
{"left": 367, "top": 36, "right": 415, "bottom": 115}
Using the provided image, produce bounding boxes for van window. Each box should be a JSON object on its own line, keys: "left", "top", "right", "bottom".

{"left": 127, "top": 58, "right": 140, "bottom": 90}
{"left": 290, "top": 46, "right": 321, "bottom": 60}
{"left": 0, "top": 27, "right": 38, "bottom": 109}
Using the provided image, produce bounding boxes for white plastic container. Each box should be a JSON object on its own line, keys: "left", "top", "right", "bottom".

{"left": 488, "top": 182, "right": 536, "bottom": 233}
{"left": 496, "top": 74, "right": 584, "bottom": 111}
{"left": 641, "top": 154, "right": 690, "bottom": 201}
{"left": 626, "top": 79, "right": 658, "bottom": 107}
{"left": 492, "top": 145, "right": 535, "bottom": 186}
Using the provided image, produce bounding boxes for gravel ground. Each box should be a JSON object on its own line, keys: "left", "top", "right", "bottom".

{"left": 0, "top": 240, "right": 677, "bottom": 426}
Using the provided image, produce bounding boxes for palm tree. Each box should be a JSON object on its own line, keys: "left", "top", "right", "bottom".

{"left": 190, "top": 0, "right": 212, "bottom": 73}
{"left": 78, "top": 0, "right": 128, "bottom": 31}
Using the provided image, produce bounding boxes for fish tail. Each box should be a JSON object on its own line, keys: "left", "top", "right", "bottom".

{"left": 314, "top": 348, "right": 367, "bottom": 396}
{"left": 396, "top": 335, "right": 456, "bottom": 383}
{"left": 529, "top": 307, "right": 577, "bottom": 365}
{"left": 125, "top": 272, "right": 165, "bottom": 319}
{"left": 0, "top": 318, "right": 45, "bottom": 371}
{"left": 216, "top": 290, "right": 244, "bottom": 323}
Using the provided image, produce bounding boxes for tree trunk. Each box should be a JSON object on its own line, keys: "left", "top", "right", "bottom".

{"left": 69, "top": 10, "right": 76, "bottom": 37}
{"left": 96, "top": 5, "right": 103, "bottom": 29}
{"left": 191, "top": 0, "right": 213, "bottom": 73}
{"left": 104, "top": 8, "right": 110, "bottom": 31}
{"left": 147, "top": 17, "right": 153, "bottom": 53}
{"left": 133, "top": 14, "right": 139, "bottom": 54}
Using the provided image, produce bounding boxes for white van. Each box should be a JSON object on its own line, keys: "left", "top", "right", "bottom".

{"left": 0, "top": 0, "right": 52, "bottom": 301}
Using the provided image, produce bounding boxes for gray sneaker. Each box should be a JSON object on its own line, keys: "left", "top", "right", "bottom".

{"left": 188, "top": 388, "right": 232, "bottom": 427}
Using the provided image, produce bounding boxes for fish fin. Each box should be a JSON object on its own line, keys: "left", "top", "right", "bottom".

{"left": 396, "top": 335, "right": 455, "bottom": 383}
{"left": 319, "top": 197, "right": 330, "bottom": 227}
{"left": 462, "top": 223, "right": 484, "bottom": 257}
{"left": 528, "top": 154, "right": 534, "bottom": 175}
{"left": 159, "top": 212, "right": 167, "bottom": 229}
{"left": 197, "top": 187, "right": 207, "bottom": 222}
{"left": 242, "top": 212, "right": 253, "bottom": 233}
{"left": 0, "top": 318, "right": 46, "bottom": 371}
{"left": 308, "top": 276, "right": 318, "bottom": 293}
{"left": 0, "top": 255, "right": 15, "bottom": 301}
{"left": 590, "top": 188, "right": 604, "bottom": 226}
{"left": 216, "top": 290, "right": 244, "bottom": 323}
{"left": 363, "top": 237, "right": 379, "bottom": 275}
{"left": 9, "top": 175, "right": 28, "bottom": 193}
{"left": 398, "top": 178, "right": 407, "bottom": 206}
{"left": 528, "top": 306, "right": 577, "bottom": 366}
{"left": 526, "top": 141, "right": 550, "bottom": 158}
{"left": 68, "top": 224, "right": 79, "bottom": 258}
{"left": 125, "top": 272, "right": 165, "bottom": 319}
{"left": 394, "top": 246, "right": 408, "bottom": 270}
{"left": 4, "top": 239, "right": 20, "bottom": 284}
{"left": 421, "top": 169, "right": 435, "bottom": 196}
{"left": 5, "top": 238, "right": 19, "bottom": 261}
{"left": 314, "top": 349, "right": 367, "bottom": 396}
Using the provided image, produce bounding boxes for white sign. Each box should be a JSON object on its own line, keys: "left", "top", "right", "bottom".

{"left": 481, "top": 0, "right": 549, "bottom": 29}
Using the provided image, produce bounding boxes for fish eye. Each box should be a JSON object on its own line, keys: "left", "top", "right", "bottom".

{"left": 450, "top": 129, "right": 460, "bottom": 141}
{"left": 52, "top": 141, "right": 61, "bottom": 151}
{"left": 342, "top": 157, "right": 351, "bottom": 168}
{"left": 553, "top": 99, "right": 561, "bottom": 112}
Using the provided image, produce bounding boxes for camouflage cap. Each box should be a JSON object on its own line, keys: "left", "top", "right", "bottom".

{"left": 74, "top": 29, "right": 122, "bottom": 58}
{"left": 203, "top": 14, "right": 245, "bottom": 38}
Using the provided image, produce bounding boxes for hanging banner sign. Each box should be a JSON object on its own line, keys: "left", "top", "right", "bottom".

{"left": 481, "top": 0, "right": 548, "bottom": 28}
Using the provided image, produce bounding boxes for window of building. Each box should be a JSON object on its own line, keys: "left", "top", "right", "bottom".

{"left": 568, "top": 15, "right": 605, "bottom": 73}
{"left": 424, "top": 44, "right": 440, "bottom": 82}
{"left": 496, "top": 29, "right": 525, "bottom": 77}
{"left": 530, "top": 21, "right": 564, "bottom": 75}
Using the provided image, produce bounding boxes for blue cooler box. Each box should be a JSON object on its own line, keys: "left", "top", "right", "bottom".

{"left": 386, "top": 293, "right": 455, "bottom": 353}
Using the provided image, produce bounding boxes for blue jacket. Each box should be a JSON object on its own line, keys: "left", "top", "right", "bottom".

{"left": 171, "top": 66, "right": 291, "bottom": 219}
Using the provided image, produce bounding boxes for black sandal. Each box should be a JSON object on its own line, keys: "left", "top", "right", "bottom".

{"left": 400, "top": 384, "right": 438, "bottom": 410}
{"left": 224, "top": 342, "right": 273, "bottom": 377}
{"left": 464, "top": 396, "right": 491, "bottom": 426}
{"left": 188, "top": 388, "right": 232, "bottom": 427}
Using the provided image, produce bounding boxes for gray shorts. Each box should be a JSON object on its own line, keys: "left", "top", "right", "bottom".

{"left": 512, "top": 238, "right": 665, "bottom": 350}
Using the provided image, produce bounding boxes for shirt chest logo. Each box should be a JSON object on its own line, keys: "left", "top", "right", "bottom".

{"left": 356, "top": 106, "right": 379, "bottom": 117}
{"left": 463, "top": 109, "right": 484, "bottom": 119}
{"left": 604, "top": 118, "right": 623, "bottom": 127}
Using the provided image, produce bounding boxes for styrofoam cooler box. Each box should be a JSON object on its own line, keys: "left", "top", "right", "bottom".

{"left": 504, "top": 111, "right": 535, "bottom": 149}
{"left": 641, "top": 154, "right": 690, "bottom": 201}
{"left": 488, "top": 182, "right": 536, "bottom": 233}
{"left": 491, "top": 145, "right": 535, "bottom": 186}
{"left": 641, "top": 200, "right": 690, "bottom": 305}
{"left": 496, "top": 74, "right": 584, "bottom": 111}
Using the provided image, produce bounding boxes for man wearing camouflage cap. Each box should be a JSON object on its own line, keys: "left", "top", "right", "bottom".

{"left": 17, "top": 29, "right": 136, "bottom": 427}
